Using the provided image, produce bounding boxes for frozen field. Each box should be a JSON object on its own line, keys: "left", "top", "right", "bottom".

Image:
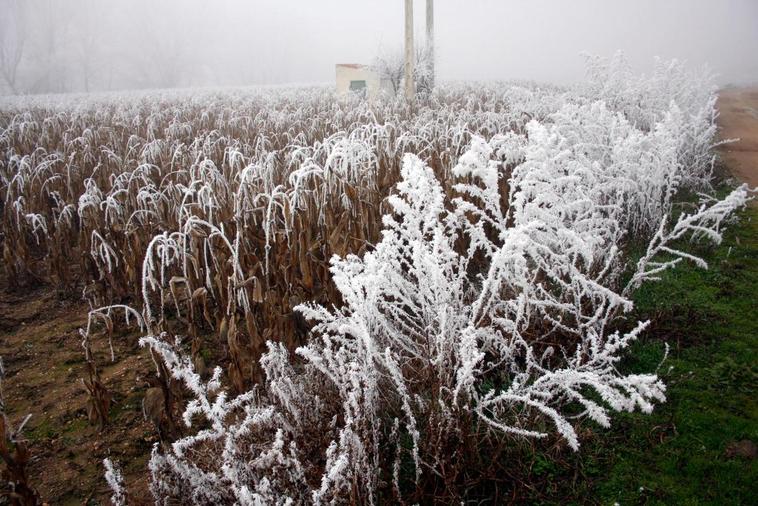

{"left": 0, "top": 54, "right": 753, "bottom": 503}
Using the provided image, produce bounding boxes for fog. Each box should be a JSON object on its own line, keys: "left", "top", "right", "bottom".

{"left": 1, "top": 0, "right": 756, "bottom": 95}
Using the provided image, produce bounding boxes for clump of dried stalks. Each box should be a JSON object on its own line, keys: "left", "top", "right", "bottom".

{"left": 0, "top": 359, "right": 41, "bottom": 505}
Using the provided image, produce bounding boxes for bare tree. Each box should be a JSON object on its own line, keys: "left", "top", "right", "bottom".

{"left": 373, "top": 48, "right": 404, "bottom": 95}
{"left": 130, "top": 0, "right": 199, "bottom": 89}
{"left": 414, "top": 44, "right": 434, "bottom": 94}
{"left": 26, "top": 0, "right": 75, "bottom": 94}
{"left": 0, "top": 0, "right": 26, "bottom": 94}
{"left": 74, "top": 0, "right": 100, "bottom": 92}
{"left": 373, "top": 44, "right": 434, "bottom": 97}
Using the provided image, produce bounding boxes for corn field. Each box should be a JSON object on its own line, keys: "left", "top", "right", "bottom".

{"left": 0, "top": 54, "right": 752, "bottom": 504}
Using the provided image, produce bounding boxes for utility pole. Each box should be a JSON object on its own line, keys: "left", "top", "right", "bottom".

{"left": 404, "top": 0, "right": 415, "bottom": 101}
{"left": 426, "top": 0, "right": 434, "bottom": 89}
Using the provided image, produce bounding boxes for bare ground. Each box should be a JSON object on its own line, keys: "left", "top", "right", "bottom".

{"left": 0, "top": 87, "right": 756, "bottom": 505}
{"left": 0, "top": 279, "right": 154, "bottom": 504}
{"left": 717, "top": 86, "right": 758, "bottom": 190}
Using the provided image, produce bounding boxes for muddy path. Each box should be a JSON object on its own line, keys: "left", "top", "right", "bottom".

{"left": 717, "top": 86, "right": 758, "bottom": 189}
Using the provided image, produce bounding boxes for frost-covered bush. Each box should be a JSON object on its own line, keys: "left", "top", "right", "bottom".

{"left": 134, "top": 57, "right": 751, "bottom": 502}
{"left": 583, "top": 51, "right": 719, "bottom": 186}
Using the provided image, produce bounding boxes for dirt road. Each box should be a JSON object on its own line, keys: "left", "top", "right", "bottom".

{"left": 717, "top": 86, "right": 758, "bottom": 189}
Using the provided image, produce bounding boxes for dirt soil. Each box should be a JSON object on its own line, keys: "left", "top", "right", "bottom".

{"left": 0, "top": 87, "right": 756, "bottom": 505}
{"left": 717, "top": 86, "right": 758, "bottom": 189}
{"left": 0, "top": 279, "right": 154, "bottom": 505}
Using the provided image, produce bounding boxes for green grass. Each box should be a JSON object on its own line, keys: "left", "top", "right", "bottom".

{"left": 587, "top": 205, "right": 758, "bottom": 505}
{"left": 26, "top": 416, "right": 58, "bottom": 442}
{"left": 459, "top": 197, "right": 758, "bottom": 505}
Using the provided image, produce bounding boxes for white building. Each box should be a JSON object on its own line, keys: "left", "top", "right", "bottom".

{"left": 335, "top": 64, "right": 392, "bottom": 99}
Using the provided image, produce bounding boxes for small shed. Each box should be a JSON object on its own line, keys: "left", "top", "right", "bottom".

{"left": 335, "top": 64, "right": 390, "bottom": 99}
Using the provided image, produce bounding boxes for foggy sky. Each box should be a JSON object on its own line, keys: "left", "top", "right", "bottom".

{"left": 1, "top": 0, "right": 756, "bottom": 95}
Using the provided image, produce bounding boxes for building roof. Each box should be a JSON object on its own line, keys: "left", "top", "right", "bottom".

{"left": 336, "top": 64, "right": 367, "bottom": 69}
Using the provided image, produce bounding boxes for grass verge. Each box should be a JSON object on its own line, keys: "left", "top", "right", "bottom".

{"left": 586, "top": 203, "right": 758, "bottom": 505}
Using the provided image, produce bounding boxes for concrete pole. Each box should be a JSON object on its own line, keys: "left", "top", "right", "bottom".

{"left": 404, "top": 0, "right": 415, "bottom": 101}
{"left": 426, "top": 0, "right": 434, "bottom": 89}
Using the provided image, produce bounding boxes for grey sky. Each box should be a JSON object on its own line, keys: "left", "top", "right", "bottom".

{"left": 1, "top": 0, "right": 756, "bottom": 94}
